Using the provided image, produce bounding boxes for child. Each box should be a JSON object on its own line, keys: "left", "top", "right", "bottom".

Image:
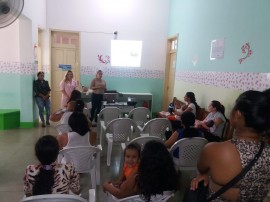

{"left": 103, "top": 143, "right": 141, "bottom": 191}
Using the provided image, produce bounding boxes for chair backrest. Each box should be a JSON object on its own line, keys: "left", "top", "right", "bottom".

{"left": 221, "top": 119, "right": 233, "bottom": 140}
{"left": 107, "top": 191, "right": 174, "bottom": 202}
{"left": 169, "top": 137, "right": 208, "bottom": 170}
{"left": 127, "top": 136, "right": 164, "bottom": 151}
{"left": 128, "top": 107, "right": 151, "bottom": 127}
{"left": 21, "top": 194, "right": 87, "bottom": 202}
{"left": 105, "top": 118, "right": 138, "bottom": 143}
{"left": 58, "top": 146, "right": 101, "bottom": 173}
{"left": 141, "top": 118, "right": 172, "bottom": 139}
{"left": 54, "top": 123, "right": 71, "bottom": 135}
{"left": 98, "top": 107, "right": 122, "bottom": 126}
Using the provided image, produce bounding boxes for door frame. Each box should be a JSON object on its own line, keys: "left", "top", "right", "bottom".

{"left": 162, "top": 34, "right": 179, "bottom": 111}
{"left": 50, "top": 29, "right": 81, "bottom": 112}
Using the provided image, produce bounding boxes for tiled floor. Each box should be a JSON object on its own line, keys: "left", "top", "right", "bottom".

{"left": 0, "top": 125, "right": 185, "bottom": 202}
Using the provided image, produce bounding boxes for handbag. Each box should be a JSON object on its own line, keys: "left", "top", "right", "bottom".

{"left": 183, "top": 141, "right": 265, "bottom": 202}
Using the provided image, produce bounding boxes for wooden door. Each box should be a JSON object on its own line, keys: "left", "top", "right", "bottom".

{"left": 51, "top": 31, "right": 80, "bottom": 112}
{"left": 162, "top": 36, "right": 178, "bottom": 110}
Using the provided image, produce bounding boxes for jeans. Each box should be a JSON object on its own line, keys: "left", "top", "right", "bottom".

{"left": 90, "top": 93, "right": 103, "bottom": 122}
{"left": 35, "top": 97, "right": 51, "bottom": 123}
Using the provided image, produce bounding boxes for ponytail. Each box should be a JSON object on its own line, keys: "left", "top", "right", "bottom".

{"left": 33, "top": 166, "right": 55, "bottom": 195}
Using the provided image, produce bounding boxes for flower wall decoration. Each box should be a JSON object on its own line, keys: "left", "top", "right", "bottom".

{"left": 239, "top": 43, "right": 253, "bottom": 64}
{"left": 98, "top": 55, "right": 110, "bottom": 64}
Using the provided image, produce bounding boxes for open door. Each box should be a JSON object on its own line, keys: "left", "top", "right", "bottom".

{"left": 162, "top": 35, "right": 178, "bottom": 111}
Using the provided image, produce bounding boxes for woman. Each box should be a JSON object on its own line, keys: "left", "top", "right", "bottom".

{"left": 60, "top": 70, "right": 79, "bottom": 108}
{"left": 174, "top": 92, "right": 199, "bottom": 117}
{"left": 103, "top": 140, "right": 178, "bottom": 201}
{"left": 90, "top": 70, "right": 106, "bottom": 124}
{"left": 57, "top": 111, "right": 95, "bottom": 148}
{"left": 190, "top": 90, "right": 270, "bottom": 201}
{"left": 165, "top": 111, "right": 203, "bottom": 149}
{"left": 23, "top": 135, "right": 80, "bottom": 196}
{"left": 196, "top": 100, "right": 226, "bottom": 142}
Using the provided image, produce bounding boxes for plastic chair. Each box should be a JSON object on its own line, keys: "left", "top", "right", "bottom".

{"left": 169, "top": 137, "right": 208, "bottom": 172}
{"left": 98, "top": 107, "right": 122, "bottom": 148}
{"left": 107, "top": 191, "right": 174, "bottom": 202}
{"left": 20, "top": 189, "right": 95, "bottom": 202}
{"left": 140, "top": 118, "right": 172, "bottom": 140}
{"left": 57, "top": 146, "right": 101, "bottom": 188}
{"left": 128, "top": 107, "right": 151, "bottom": 130}
{"left": 54, "top": 123, "right": 71, "bottom": 135}
{"left": 105, "top": 118, "right": 138, "bottom": 166}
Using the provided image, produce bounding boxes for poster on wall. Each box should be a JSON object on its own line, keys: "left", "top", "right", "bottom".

{"left": 210, "top": 38, "right": 225, "bottom": 60}
{"left": 59, "top": 64, "right": 72, "bottom": 70}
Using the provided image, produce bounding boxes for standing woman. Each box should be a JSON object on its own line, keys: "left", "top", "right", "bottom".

{"left": 60, "top": 70, "right": 79, "bottom": 108}
{"left": 90, "top": 70, "right": 106, "bottom": 124}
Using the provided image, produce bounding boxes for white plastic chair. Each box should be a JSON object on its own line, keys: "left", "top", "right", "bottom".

{"left": 105, "top": 118, "right": 138, "bottom": 166}
{"left": 128, "top": 107, "right": 151, "bottom": 130}
{"left": 107, "top": 191, "right": 174, "bottom": 202}
{"left": 20, "top": 189, "right": 95, "bottom": 202}
{"left": 169, "top": 137, "right": 208, "bottom": 172}
{"left": 98, "top": 107, "right": 122, "bottom": 148}
{"left": 54, "top": 123, "right": 71, "bottom": 135}
{"left": 140, "top": 118, "right": 172, "bottom": 140}
{"left": 57, "top": 146, "right": 101, "bottom": 188}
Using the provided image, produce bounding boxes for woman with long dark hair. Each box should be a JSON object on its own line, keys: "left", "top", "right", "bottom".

{"left": 190, "top": 90, "right": 270, "bottom": 201}
{"left": 103, "top": 140, "right": 178, "bottom": 201}
{"left": 23, "top": 135, "right": 80, "bottom": 196}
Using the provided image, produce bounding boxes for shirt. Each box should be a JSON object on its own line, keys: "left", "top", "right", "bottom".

{"left": 33, "top": 79, "right": 51, "bottom": 97}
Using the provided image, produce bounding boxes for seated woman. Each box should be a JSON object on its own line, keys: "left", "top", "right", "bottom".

{"left": 23, "top": 135, "right": 80, "bottom": 196}
{"left": 57, "top": 111, "right": 95, "bottom": 148}
{"left": 190, "top": 90, "right": 270, "bottom": 201}
{"left": 103, "top": 140, "right": 178, "bottom": 201}
{"left": 174, "top": 92, "right": 199, "bottom": 117}
{"left": 195, "top": 100, "right": 226, "bottom": 142}
{"left": 165, "top": 111, "right": 203, "bottom": 148}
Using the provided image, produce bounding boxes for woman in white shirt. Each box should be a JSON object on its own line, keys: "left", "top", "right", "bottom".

{"left": 174, "top": 92, "right": 199, "bottom": 118}
{"left": 57, "top": 112, "right": 91, "bottom": 149}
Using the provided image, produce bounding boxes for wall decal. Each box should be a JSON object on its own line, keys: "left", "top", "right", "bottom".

{"left": 239, "top": 43, "right": 253, "bottom": 64}
{"left": 98, "top": 55, "right": 110, "bottom": 64}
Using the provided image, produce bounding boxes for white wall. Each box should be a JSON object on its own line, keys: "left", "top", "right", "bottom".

{"left": 46, "top": 0, "right": 169, "bottom": 70}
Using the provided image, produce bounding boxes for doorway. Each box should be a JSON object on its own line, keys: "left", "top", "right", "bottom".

{"left": 50, "top": 31, "right": 80, "bottom": 112}
{"left": 162, "top": 35, "right": 178, "bottom": 111}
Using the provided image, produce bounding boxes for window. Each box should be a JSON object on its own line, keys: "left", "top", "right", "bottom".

{"left": 111, "top": 40, "right": 142, "bottom": 67}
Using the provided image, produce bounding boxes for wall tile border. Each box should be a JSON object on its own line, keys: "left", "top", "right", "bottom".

{"left": 176, "top": 70, "right": 270, "bottom": 91}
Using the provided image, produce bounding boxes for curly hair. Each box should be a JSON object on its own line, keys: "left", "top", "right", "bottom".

{"left": 33, "top": 135, "right": 59, "bottom": 195}
{"left": 137, "top": 141, "right": 178, "bottom": 202}
{"left": 68, "top": 112, "right": 90, "bottom": 136}
{"left": 233, "top": 90, "right": 270, "bottom": 134}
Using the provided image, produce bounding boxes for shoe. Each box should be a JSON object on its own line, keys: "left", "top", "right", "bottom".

{"left": 41, "top": 123, "right": 45, "bottom": 127}
{"left": 46, "top": 121, "right": 50, "bottom": 126}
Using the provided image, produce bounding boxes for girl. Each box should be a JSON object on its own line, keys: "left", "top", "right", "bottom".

{"left": 104, "top": 143, "right": 141, "bottom": 190}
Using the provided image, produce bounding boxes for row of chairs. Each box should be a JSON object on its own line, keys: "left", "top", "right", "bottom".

{"left": 21, "top": 135, "right": 207, "bottom": 202}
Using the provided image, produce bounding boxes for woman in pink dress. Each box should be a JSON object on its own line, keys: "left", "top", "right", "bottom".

{"left": 60, "top": 70, "right": 79, "bottom": 108}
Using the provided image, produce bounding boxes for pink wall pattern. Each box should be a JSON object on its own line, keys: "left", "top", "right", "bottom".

{"left": 0, "top": 61, "right": 35, "bottom": 75}
{"left": 81, "top": 66, "right": 164, "bottom": 79}
{"left": 176, "top": 71, "right": 270, "bottom": 91}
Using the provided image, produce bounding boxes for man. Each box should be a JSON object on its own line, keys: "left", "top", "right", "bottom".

{"left": 33, "top": 71, "right": 51, "bottom": 127}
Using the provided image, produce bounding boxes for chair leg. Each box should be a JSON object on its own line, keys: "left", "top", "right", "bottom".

{"left": 90, "top": 169, "right": 96, "bottom": 188}
{"left": 96, "top": 153, "right": 100, "bottom": 185}
{"left": 107, "top": 141, "right": 113, "bottom": 166}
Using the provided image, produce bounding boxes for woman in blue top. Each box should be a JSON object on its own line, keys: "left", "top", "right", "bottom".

{"left": 165, "top": 111, "right": 203, "bottom": 149}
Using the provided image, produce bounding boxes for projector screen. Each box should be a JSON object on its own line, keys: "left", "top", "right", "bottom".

{"left": 111, "top": 40, "right": 142, "bottom": 67}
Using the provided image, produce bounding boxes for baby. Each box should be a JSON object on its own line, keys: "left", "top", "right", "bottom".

{"left": 103, "top": 143, "right": 141, "bottom": 191}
